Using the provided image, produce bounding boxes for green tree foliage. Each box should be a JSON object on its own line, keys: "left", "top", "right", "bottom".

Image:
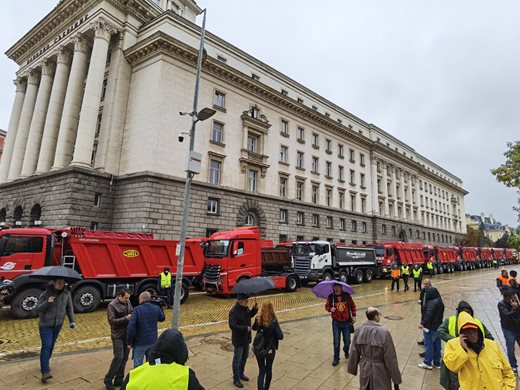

{"left": 491, "top": 141, "right": 520, "bottom": 221}
{"left": 460, "top": 227, "right": 489, "bottom": 247}
{"left": 495, "top": 232, "right": 510, "bottom": 248}
{"left": 509, "top": 232, "right": 520, "bottom": 252}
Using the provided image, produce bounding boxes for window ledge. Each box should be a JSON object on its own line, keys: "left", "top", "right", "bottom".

{"left": 280, "top": 132, "right": 289, "bottom": 138}
{"left": 338, "top": 154, "right": 344, "bottom": 159}
{"left": 297, "top": 138, "right": 305, "bottom": 144}
{"left": 213, "top": 105, "right": 226, "bottom": 113}
{"left": 312, "top": 145, "right": 320, "bottom": 150}
{"left": 209, "top": 140, "right": 226, "bottom": 147}
{"left": 296, "top": 167, "right": 305, "bottom": 171}
{"left": 326, "top": 150, "right": 332, "bottom": 155}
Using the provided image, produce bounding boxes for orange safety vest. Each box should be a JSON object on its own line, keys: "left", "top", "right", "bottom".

{"left": 497, "top": 275, "right": 510, "bottom": 286}
{"left": 390, "top": 268, "right": 401, "bottom": 279}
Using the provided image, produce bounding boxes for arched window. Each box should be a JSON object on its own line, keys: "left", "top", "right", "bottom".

{"left": 0, "top": 208, "right": 6, "bottom": 227}
{"left": 244, "top": 213, "right": 256, "bottom": 226}
{"left": 30, "top": 204, "right": 42, "bottom": 226}
{"left": 13, "top": 206, "right": 23, "bottom": 226}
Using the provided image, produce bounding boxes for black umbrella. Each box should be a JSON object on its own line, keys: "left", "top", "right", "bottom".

{"left": 29, "top": 266, "right": 82, "bottom": 283}
{"left": 232, "top": 277, "right": 275, "bottom": 295}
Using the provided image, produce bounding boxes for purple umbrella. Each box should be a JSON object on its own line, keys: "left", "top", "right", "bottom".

{"left": 311, "top": 280, "right": 355, "bottom": 299}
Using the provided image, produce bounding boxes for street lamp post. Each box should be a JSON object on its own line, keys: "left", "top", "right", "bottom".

{"left": 172, "top": 9, "right": 215, "bottom": 329}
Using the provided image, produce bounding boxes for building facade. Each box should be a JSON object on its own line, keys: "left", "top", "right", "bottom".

{"left": 0, "top": 0, "right": 468, "bottom": 244}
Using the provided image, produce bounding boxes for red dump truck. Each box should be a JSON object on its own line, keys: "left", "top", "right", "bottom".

{"left": 202, "top": 226, "right": 299, "bottom": 294}
{"left": 373, "top": 242, "right": 425, "bottom": 276}
{"left": 0, "top": 227, "right": 205, "bottom": 318}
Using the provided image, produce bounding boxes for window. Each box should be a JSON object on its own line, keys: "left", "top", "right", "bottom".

{"left": 0, "top": 236, "right": 44, "bottom": 255}
{"left": 279, "top": 234, "right": 288, "bottom": 243}
{"left": 312, "top": 157, "right": 319, "bottom": 173}
{"left": 245, "top": 214, "right": 255, "bottom": 226}
{"left": 339, "top": 218, "right": 346, "bottom": 230}
{"left": 296, "top": 151, "right": 304, "bottom": 169}
{"left": 361, "top": 197, "right": 366, "bottom": 213}
{"left": 326, "top": 216, "right": 333, "bottom": 229}
{"left": 212, "top": 121, "right": 224, "bottom": 143}
{"left": 312, "top": 105, "right": 318, "bottom": 111}
{"left": 280, "top": 145, "right": 288, "bottom": 163}
{"left": 326, "top": 161, "right": 332, "bottom": 177}
{"left": 297, "top": 97, "right": 304, "bottom": 103}
{"left": 350, "top": 169, "right": 355, "bottom": 184}
{"left": 95, "top": 112, "right": 102, "bottom": 137}
{"left": 312, "top": 214, "right": 320, "bottom": 227}
{"left": 349, "top": 148, "right": 355, "bottom": 162}
{"left": 392, "top": 226, "right": 396, "bottom": 236}
{"left": 350, "top": 194, "right": 356, "bottom": 212}
{"left": 326, "top": 139, "right": 332, "bottom": 153}
{"left": 351, "top": 220, "right": 357, "bottom": 232}
{"left": 101, "top": 79, "right": 108, "bottom": 100}
{"left": 326, "top": 188, "right": 332, "bottom": 207}
{"left": 339, "top": 191, "right": 345, "bottom": 209}
{"left": 209, "top": 159, "right": 221, "bottom": 185}
{"left": 214, "top": 90, "right": 225, "bottom": 108}
{"left": 251, "top": 106, "right": 260, "bottom": 118}
{"left": 296, "top": 211, "right": 305, "bottom": 225}
{"left": 312, "top": 184, "right": 319, "bottom": 204}
{"left": 297, "top": 126, "right": 305, "bottom": 141}
{"left": 360, "top": 153, "right": 365, "bottom": 166}
{"left": 247, "top": 135, "right": 257, "bottom": 152}
{"left": 94, "top": 192, "right": 101, "bottom": 207}
{"left": 338, "top": 165, "right": 344, "bottom": 181}
{"left": 217, "top": 55, "right": 227, "bottom": 63}
{"left": 252, "top": 73, "right": 260, "bottom": 80}
{"left": 338, "top": 144, "right": 344, "bottom": 157}
{"left": 377, "top": 178, "right": 382, "bottom": 193}
{"left": 248, "top": 170, "right": 257, "bottom": 192}
{"left": 279, "top": 209, "right": 288, "bottom": 223}
{"left": 379, "top": 201, "right": 383, "bottom": 215}
{"left": 325, "top": 112, "right": 330, "bottom": 118}
{"left": 207, "top": 198, "right": 219, "bottom": 214}
{"left": 312, "top": 133, "right": 319, "bottom": 147}
{"left": 360, "top": 173, "right": 365, "bottom": 188}
{"left": 90, "top": 222, "right": 98, "bottom": 230}
{"left": 279, "top": 176, "right": 287, "bottom": 198}
{"left": 281, "top": 89, "right": 288, "bottom": 96}
{"left": 280, "top": 119, "right": 289, "bottom": 135}
{"left": 382, "top": 224, "right": 387, "bottom": 235}
{"left": 296, "top": 180, "right": 304, "bottom": 201}
{"left": 362, "top": 222, "right": 367, "bottom": 233}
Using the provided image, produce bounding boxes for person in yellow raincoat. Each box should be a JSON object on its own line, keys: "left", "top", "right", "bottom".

{"left": 443, "top": 311, "right": 516, "bottom": 390}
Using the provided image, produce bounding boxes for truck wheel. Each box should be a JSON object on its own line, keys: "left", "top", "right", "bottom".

{"left": 285, "top": 275, "right": 298, "bottom": 292}
{"left": 364, "top": 269, "right": 373, "bottom": 283}
{"left": 322, "top": 271, "right": 333, "bottom": 281}
{"left": 11, "top": 288, "right": 43, "bottom": 319}
{"left": 180, "top": 283, "right": 189, "bottom": 304}
{"left": 339, "top": 271, "right": 348, "bottom": 283}
{"left": 353, "top": 270, "right": 364, "bottom": 284}
{"left": 73, "top": 285, "right": 101, "bottom": 313}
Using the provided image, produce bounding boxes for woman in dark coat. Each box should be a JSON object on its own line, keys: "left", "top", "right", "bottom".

{"left": 252, "top": 301, "right": 283, "bottom": 390}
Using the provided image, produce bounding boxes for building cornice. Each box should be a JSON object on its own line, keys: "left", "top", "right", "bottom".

{"left": 5, "top": 0, "right": 160, "bottom": 64}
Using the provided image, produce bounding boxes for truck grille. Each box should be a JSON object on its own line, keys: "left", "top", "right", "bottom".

{"left": 203, "top": 264, "right": 221, "bottom": 282}
{"left": 293, "top": 257, "right": 310, "bottom": 277}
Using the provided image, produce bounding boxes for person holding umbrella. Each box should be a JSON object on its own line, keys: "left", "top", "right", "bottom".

{"left": 325, "top": 282, "right": 357, "bottom": 366}
{"left": 228, "top": 293, "right": 258, "bottom": 388}
{"left": 35, "top": 278, "right": 75, "bottom": 383}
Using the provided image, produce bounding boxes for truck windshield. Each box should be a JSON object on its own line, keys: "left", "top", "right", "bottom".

{"left": 205, "top": 240, "right": 229, "bottom": 258}
{"left": 374, "top": 246, "right": 384, "bottom": 256}
{"left": 0, "top": 236, "right": 43, "bottom": 256}
{"left": 293, "top": 243, "right": 318, "bottom": 256}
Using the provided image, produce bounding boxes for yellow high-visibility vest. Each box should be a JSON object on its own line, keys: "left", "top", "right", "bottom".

{"left": 412, "top": 268, "right": 422, "bottom": 278}
{"left": 160, "top": 272, "right": 172, "bottom": 288}
{"left": 401, "top": 265, "right": 410, "bottom": 276}
{"left": 127, "top": 361, "right": 189, "bottom": 390}
{"left": 426, "top": 262, "right": 434, "bottom": 270}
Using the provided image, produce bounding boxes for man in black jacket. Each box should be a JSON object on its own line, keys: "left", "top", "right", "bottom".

{"left": 418, "top": 286, "right": 444, "bottom": 370}
{"left": 228, "top": 293, "right": 258, "bottom": 388}
{"left": 498, "top": 286, "right": 520, "bottom": 374}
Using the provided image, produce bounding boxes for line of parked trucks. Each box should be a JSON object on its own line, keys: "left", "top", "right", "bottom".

{"left": 0, "top": 226, "right": 517, "bottom": 319}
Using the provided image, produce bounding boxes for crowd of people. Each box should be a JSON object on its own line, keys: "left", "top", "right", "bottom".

{"left": 33, "top": 267, "right": 520, "bottom": 390}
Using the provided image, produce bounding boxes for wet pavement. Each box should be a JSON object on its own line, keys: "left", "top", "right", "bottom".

{"left": 0, "top": 266, "right": 519, "bottom": 389}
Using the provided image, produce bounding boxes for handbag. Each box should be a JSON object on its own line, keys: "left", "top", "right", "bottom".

{"left": 253, "top": 328, "right": 269, "bottom": 357}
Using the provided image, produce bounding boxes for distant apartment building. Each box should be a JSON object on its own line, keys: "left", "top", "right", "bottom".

{"left": 466, "top": 213, "right": 507, "bottom": 242}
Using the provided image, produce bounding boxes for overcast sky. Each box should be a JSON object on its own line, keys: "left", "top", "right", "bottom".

{"left": 1, "top": 1, "right": 519, "bottom": 226}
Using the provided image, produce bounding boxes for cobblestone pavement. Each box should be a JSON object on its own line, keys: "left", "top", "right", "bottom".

{"left": 0, "top": 265, "right": 519, "bottom": 389}
{"left": 0, "top": 266, "right": 517, "bottom": 362}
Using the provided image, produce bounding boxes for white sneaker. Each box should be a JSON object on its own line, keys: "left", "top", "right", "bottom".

{"left": 418, "top": 362, "right": 433, "bottom": 370}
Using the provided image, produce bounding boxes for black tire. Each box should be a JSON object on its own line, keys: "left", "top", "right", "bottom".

{"left": 72, "top": 285, "right": 102, "bottom": 313}
{"left": 285, "top": 275, "right": 298, "bottom": 292}
{"left": 11, "top": 288, "right": 43, "bottom": 319}
{"left": 139, "top": 283, "right": 159, "bottom": 296}
{"left": 353, "top": 269, "right": 364, "bottom": 284}
{"left": 339, "top": 271, "right": 348, "bottom": 283}
{"left": 180, "top": 283, "right": 189, "bottom": 304}
{"left": 323, "top": 271, "right": 333, "bottom": 281}
{"left": 364, "top": 269, "right": 374, "bottom": 283}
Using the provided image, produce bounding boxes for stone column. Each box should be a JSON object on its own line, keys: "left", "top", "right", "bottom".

{"left": 20, "top": 60, "right": 56, "bottom": 178}
{"left": 36, "top": 47, "right": 72, "bottom": 174}
{"left": 8, "top": 70, "right": 41, "bottom": 180}
{"left": 0, "top": 78, "right": 27, "bottom": 182}
{"left": 383, "top": 165, "right": 389, "bottom": 217}
{"left": 71, "top": 19, "right": 115, "bottom": 167}
{"left": 370, "top": 158, "right": 378, "bottom": 215}
{"left": 52, "top": 33, "right": 89, "bottom": 170}
{"left": 392, "top": 169, "right": 398, "bottom": 218}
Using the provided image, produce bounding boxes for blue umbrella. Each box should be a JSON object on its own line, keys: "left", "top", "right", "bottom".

{"left": 311, "top": 280, "right": 355, "bottom": 299}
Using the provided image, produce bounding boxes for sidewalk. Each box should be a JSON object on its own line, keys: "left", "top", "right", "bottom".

{"left": 1, "top": 281, "right": 519, "bottom": 389}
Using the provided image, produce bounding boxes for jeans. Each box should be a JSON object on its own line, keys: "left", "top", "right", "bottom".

{"left": 414, "top": 278, "right": 422, "bottom": 292}
{"left": 232, "top": 344, "right": 250, "bottom": 380}
{"left": 159, "top": 287, "right": 172, "bottom": 306}
{"left": 402, "top": 275, "right": 409, "bottom": 290}
{"left": 132, "top": 344, "right": 152, "bottom": 368}
{"left": 423, "top": 329, "right": 441, "bottom": 366}
{"left": 502, "top": 328, "right": 520, "bottom": 368}
{"left": 332, "top": 319, "right": 351, "bottom": 361}
{"left": 105, "top": 338, "right": 130, "bottom": 384}
{"left": 255, "top": 351, "right": 276, "bottom": 390}
{"left": 39, "top": 324, "right": 63, "bottom": 374}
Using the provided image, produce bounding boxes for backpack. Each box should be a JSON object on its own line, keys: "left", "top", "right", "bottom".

{"left": 253, "top": 327, "right": 272, "bottom": 357}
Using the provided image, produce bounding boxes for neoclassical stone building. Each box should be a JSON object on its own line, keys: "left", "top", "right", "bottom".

{"left": 0, "top": 0, "right": 467, "bottom": 244}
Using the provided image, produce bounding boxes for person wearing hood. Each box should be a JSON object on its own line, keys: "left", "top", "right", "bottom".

{"left": 228, "top": 293, "right": 258, "bottom": 388}
{"left": 159, "top": 267, "right": 173, "bottom": 308}
{"left": 418, "top": 286, "right": 444, "bottom": 370}
{"left": 347, "top": 307, "right": 402, "bottom": 390}
{"left": 121, "top": 328, "right": 204, "bottom": 389}
{"left": 443, "top": 311, "right": 516, "bottom": 390}
{"left": 497, "top": 285, "right": 520, "bottom": 374}
{"left": 35, "top": 278, "right": 75, "bottom": 383}
{"left": 437, "top": 301, "right": 494, "bottom": 389}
